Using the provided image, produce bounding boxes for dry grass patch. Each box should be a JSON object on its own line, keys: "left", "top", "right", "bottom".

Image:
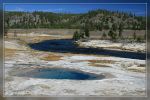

{"left": 22, "top": 36, "right": 55, "bottom": 43}
{"left": 11, "top": 35, "right": 57, "bottom": 44}
{"left": 40, "top": 54, "right": 63, "bottom": 61}
{"left": 127, "top": 67, "right": 145, "bottom": 73}
{"left": 4, "top": 48, "right": 17, "bottom": 58}
{"left": 32, "top": 36, "right": 55, "bottom": 41}
{"left": 139, "top": 64, "right": 146, "bottom": 67}
{"left": 127, "top": 63, "right": 146, "bottom": 73}
{"left": 0, "top": 94, "right": 4, "bottom": 100}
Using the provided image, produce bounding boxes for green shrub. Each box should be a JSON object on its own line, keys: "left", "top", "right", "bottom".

{"left": 108, "top": 30, "right": 117, "bottom": 41}
{"left": 73, "top": 31, "right": 80, "bottom": 41}
{"left": 136, "top": 37, "right": 142, "bottom": 42}
{"left": 84, "top": 28, "right": 90, "bottom": 37}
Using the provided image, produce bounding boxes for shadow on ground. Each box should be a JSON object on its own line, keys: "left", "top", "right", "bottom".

{"left": 28, "top": 39, "right": 146, "bottom": 60}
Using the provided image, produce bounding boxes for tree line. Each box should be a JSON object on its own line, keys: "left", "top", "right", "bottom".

{"left": 4, "top": 9, "right": 146, "bottom": 30}
{"left": 72, "top": 22, "right": 146, "bottom": 42}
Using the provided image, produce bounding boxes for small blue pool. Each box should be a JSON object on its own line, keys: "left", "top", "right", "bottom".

{"left": 15, "top": 68, "right": 105, "bottom": 80}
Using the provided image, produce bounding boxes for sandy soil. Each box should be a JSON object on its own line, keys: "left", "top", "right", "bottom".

{"left": 77, "top": 40, "right": 146, "bottom": 52}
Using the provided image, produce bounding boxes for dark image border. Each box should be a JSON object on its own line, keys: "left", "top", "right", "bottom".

{"left": 0, "top": 0, "right": 150, "bottom": 100}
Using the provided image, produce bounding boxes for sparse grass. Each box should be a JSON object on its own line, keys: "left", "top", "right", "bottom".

{"left": 89, "top": 63, "right": 110, "bottom": 67}
{"left": 127, "top": 67, "right": 145, "bottom": 73}
{"left": 40, "top": 54, "right": 62, "bottom": 61}
{"left": 87, "top": 60, "right": 115, "bottom": 67}
{"left": 18, "top": 36, "right": 55, "bottom": 43}
{"left": 64, "top": 52, "right": 110, "bottom": 57}
{"left": 139, "top": 64, "right": 146, "bottom": 67}
{"left": 88, "top": 60, "right": 116, "bottom": 64}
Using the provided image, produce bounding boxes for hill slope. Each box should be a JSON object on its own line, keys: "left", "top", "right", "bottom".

{"left": 4, "top": 9, "right": 146, "bottom": 30}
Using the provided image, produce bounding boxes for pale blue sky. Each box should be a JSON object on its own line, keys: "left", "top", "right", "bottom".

{"left": 4, "top": 4, "right": 146, "bottom": 16}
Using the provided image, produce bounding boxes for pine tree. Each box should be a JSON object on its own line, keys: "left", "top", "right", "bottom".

{"left": 118, "top": 23, "right": 124, "bottom": 38}
{"left": 84, "top": 28, "right": 90, "bottom": 38}
{"left": 79, "top": 29, "right": 85, "bottom": 39}
{"left": 136, "top": 37, "right": 141, "bottom": 42}
{"left": 4, "top": 17, "right": 10, "bottom": 36}
{"left": 73, "top": 31, "right": 79, "bottom": 41}
{"left": 112, "top": 23, "right": 118, "bottom": 32}
{"left": 108, "top": 29, "right": 117, "bottom": 41}
{"left": 108, "top": 30, "right": 113, "bottom": 38}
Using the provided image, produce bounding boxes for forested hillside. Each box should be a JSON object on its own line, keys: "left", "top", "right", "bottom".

{"left": 4, "top": 9, "right": 146, "bottom": 30}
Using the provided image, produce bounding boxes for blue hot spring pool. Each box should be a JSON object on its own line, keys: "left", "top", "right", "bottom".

{"left": 14, "top": 68, "right": 105, "bottom": 80}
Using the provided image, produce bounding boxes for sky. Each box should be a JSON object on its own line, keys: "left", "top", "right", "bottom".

{"left": 2, "top": 0, "right": 149, "bottom": 3}
{"left": 4, "top": 4, "right": 146, "bottom": 16}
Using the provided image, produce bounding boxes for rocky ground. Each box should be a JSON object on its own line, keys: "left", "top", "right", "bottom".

{"left": 77, "top": 40, "right": 146, "bottom": 53}
{"left": 4, "top": 33, "right": 146, "bottom": 96}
